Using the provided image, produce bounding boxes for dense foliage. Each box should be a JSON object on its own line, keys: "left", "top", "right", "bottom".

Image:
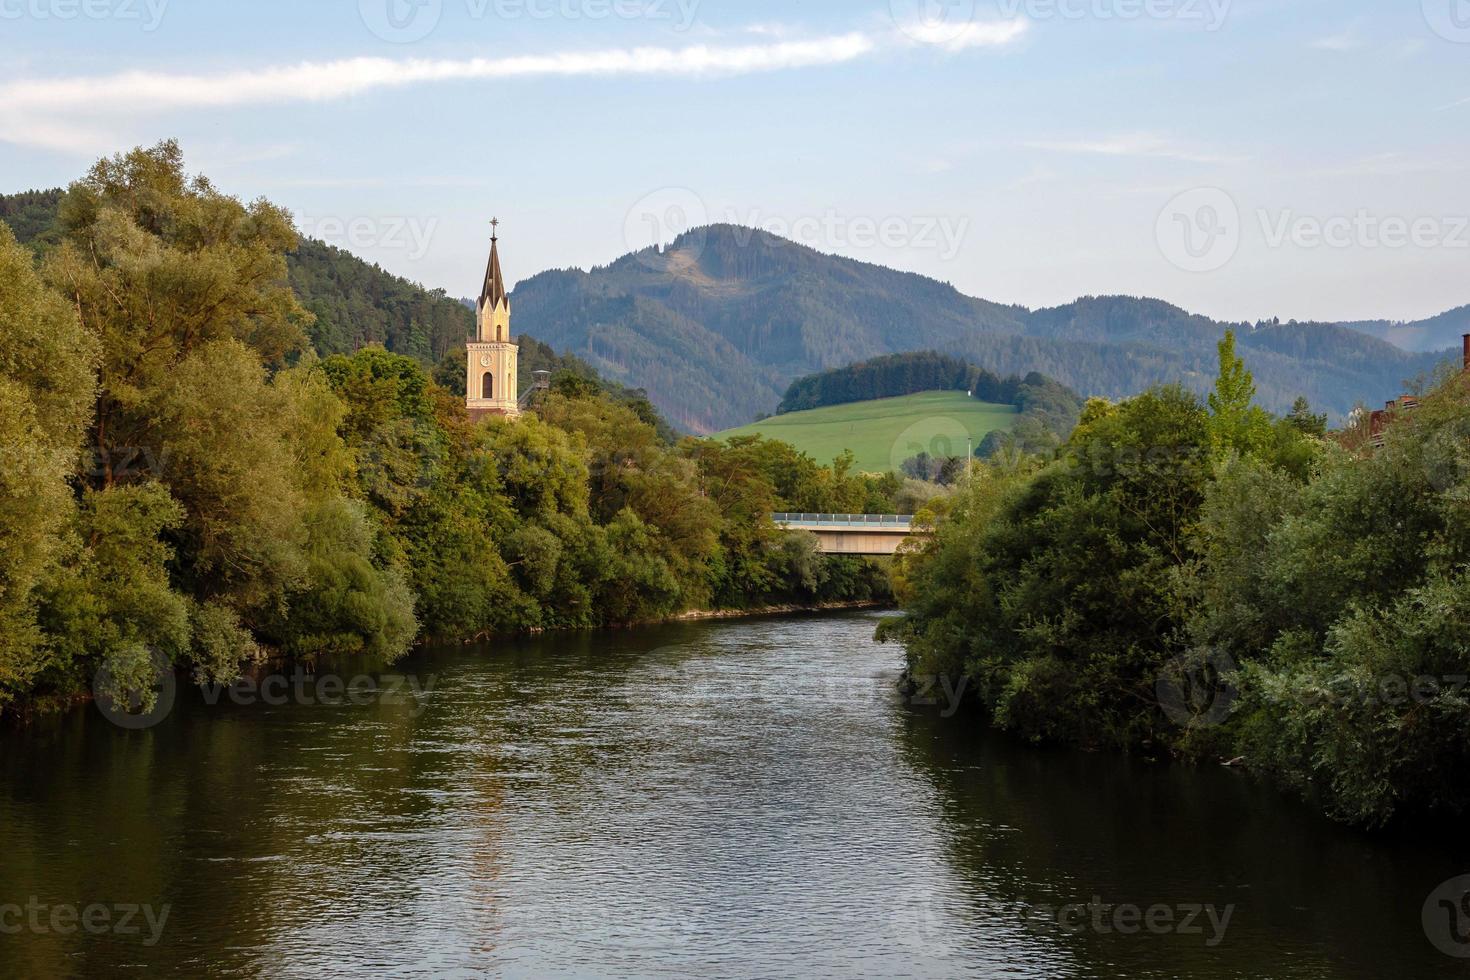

{"left": 289, "top": 237, "right": 476, "bottom": 364}
{"left": 884, "top": 332, "right": 1470, "bottom": 828}
{"left": 0, "top": 143, "right": 892, "bottom": 719}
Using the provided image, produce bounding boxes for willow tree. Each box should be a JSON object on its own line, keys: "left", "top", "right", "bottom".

{"left": 0, "top": 224, "right": 97, "bottom": 706}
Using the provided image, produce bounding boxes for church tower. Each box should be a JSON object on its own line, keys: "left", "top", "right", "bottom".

{"left": 466, "top": 220, "right": 520, "bottom": 420}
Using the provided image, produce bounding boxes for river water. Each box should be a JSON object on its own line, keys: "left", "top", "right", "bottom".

{"left": 1, "top": 611, "right": 1465, "bottom": 978}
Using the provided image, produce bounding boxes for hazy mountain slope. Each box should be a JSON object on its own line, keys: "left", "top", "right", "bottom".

{"left": 1342, "top": 305, "right": 1470, "bottom": 353}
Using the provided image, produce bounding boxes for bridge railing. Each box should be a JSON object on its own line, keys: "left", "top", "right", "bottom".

{"left": 771, "top": 513, "right": 916, "bottom": 529}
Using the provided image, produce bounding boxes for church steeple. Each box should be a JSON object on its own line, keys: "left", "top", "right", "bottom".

{"left": 479, "top": 218, "right": 508, "bottom": 314}
{"left": 466, "top": 218, "right": 520, "bottom": 420}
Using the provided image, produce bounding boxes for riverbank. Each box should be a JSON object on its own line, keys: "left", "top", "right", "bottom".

{"left": 657, "top": 599, "right": 889, "bottom": 624}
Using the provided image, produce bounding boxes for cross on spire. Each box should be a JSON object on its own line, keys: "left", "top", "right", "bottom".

{"left": 479, "top": 218, "right": 508, "bottom": 311}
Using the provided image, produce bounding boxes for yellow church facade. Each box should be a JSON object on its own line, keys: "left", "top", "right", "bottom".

{"left": 466, "top": 222, "right": 520, "bottom": 420}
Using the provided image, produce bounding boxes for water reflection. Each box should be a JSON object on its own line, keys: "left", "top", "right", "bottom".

{"left": 0, "top": 612, "right": 1464, "bottom": 978}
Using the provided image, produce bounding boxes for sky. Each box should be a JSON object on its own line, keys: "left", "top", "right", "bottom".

{"left": 1, "top": 0, "right": 1467, "bottom": 324}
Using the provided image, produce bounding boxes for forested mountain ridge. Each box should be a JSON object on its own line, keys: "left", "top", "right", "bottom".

{"left": 3, "top": 189, "right": 1455, "bottom": 432}
{"left": 509, "top": 226, "right": 1454, "bottom": 431}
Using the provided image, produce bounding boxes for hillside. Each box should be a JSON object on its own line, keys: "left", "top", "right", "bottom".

{"left": 4, "top": 189, "right": 1458, "bottom": 431}
{"left": 1341, "top": 305, "right": 1470, "bottom": 353}
{"left": 719, "top": 391, "right": 1018, "bottom": 473}
{"left": 511, "top": 226, "right": 1455, "bottom": 431}
{"left": 0, "top": 188, "right": 670, "bottom": 427}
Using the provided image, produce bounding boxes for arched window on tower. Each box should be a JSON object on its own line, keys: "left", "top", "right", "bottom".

{"left": 482, "top": 372, "right": 494, "bottom": 400}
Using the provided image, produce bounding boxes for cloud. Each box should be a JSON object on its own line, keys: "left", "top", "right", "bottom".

{"left": 1310, "top": 32, "right": 1363, "bottom": 52}
{"left": 1309, "top": 19, "right": 1367, "bottom": 52}
{"left": 2, "top": 36, "right": 878, "bottom": 113}
{"left": 1022, "top": 134, "right": 1235, "bottom": 165}
{"left": 895, "top": 18, "right": 1030, "bottom": 52}
{"left": 0, "top": 21, "right": 1026, "bottom": 154}
{"left": 0, "top": 32, "right": 879, "bottom": 152}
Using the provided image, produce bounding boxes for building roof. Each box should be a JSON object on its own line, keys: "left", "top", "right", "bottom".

{"left": 479, "top": 228, "right": 508, "bottom": 311}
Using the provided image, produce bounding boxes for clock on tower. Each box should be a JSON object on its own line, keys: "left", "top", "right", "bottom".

{"left": 465, "top": 219, "right": 521, "bottom": 420}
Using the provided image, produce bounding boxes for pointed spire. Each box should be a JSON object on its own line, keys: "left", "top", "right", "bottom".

{"left": 479, "top": 218, "right": 507, "bottom": 311}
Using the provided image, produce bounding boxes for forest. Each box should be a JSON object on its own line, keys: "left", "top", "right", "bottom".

{"left": 0, "top": 142, "right": 896, "bottom": 719}
{"left": 776, "top": 350, "right": 1083, "bottom": 458}
{"left": 882, "top": 333, "right": 1470, "bottom": 829}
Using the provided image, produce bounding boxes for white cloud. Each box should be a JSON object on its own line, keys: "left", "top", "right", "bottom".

{"left": 0, "top": 32, "right": 885, "bottom": 153}
{"left": 896, "top": 18, "right": 1030, "bottom": 52}
{"left": 1310, "top": 19, "right": 1366, "bottom": 52}
{"left": 0, "top": 20, "right": 1030, "bottom": 154}
{"left": 1310, "top": 32, "right": 1363, "bottom": 52}
{"left": 1022, "top": 134, "right": 1235, "bottom": 165}
{"left": 2, "top": 36, "right": 878, "bottom": 113}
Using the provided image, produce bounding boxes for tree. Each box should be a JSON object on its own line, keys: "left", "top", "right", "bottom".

{"left": 0, "top": 224, "right": 99, "bottom": 706}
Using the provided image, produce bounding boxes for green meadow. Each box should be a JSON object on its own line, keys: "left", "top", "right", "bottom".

{"left": 719, "top": 391, "right": 1019, "bottom": 474}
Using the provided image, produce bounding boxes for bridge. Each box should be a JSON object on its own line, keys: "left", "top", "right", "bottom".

{"left": 771, "top": 514, "right": 920, "bottom": 556}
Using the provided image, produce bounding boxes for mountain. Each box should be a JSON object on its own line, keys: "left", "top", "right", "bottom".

{"left": 512, "top": 225, "right": 1453, "bottom": 431}
{"left": 1340, "top": 305, "right": 1470, "bottom": 353}
{"left": 4, "top": 190, "right": 1456, "bottom": 433}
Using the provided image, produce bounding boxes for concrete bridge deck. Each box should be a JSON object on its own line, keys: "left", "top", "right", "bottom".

{"left": 771, "top": 514, "right": 919, "bottom": 556}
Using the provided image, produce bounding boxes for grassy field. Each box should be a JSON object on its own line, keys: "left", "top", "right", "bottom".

{"left": 718, "top": 391, "right": 1019, "bottom": 473}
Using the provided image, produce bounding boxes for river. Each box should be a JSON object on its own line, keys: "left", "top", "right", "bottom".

{"left": 0, "top": 611, "right": 1465, "bottom": 978}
